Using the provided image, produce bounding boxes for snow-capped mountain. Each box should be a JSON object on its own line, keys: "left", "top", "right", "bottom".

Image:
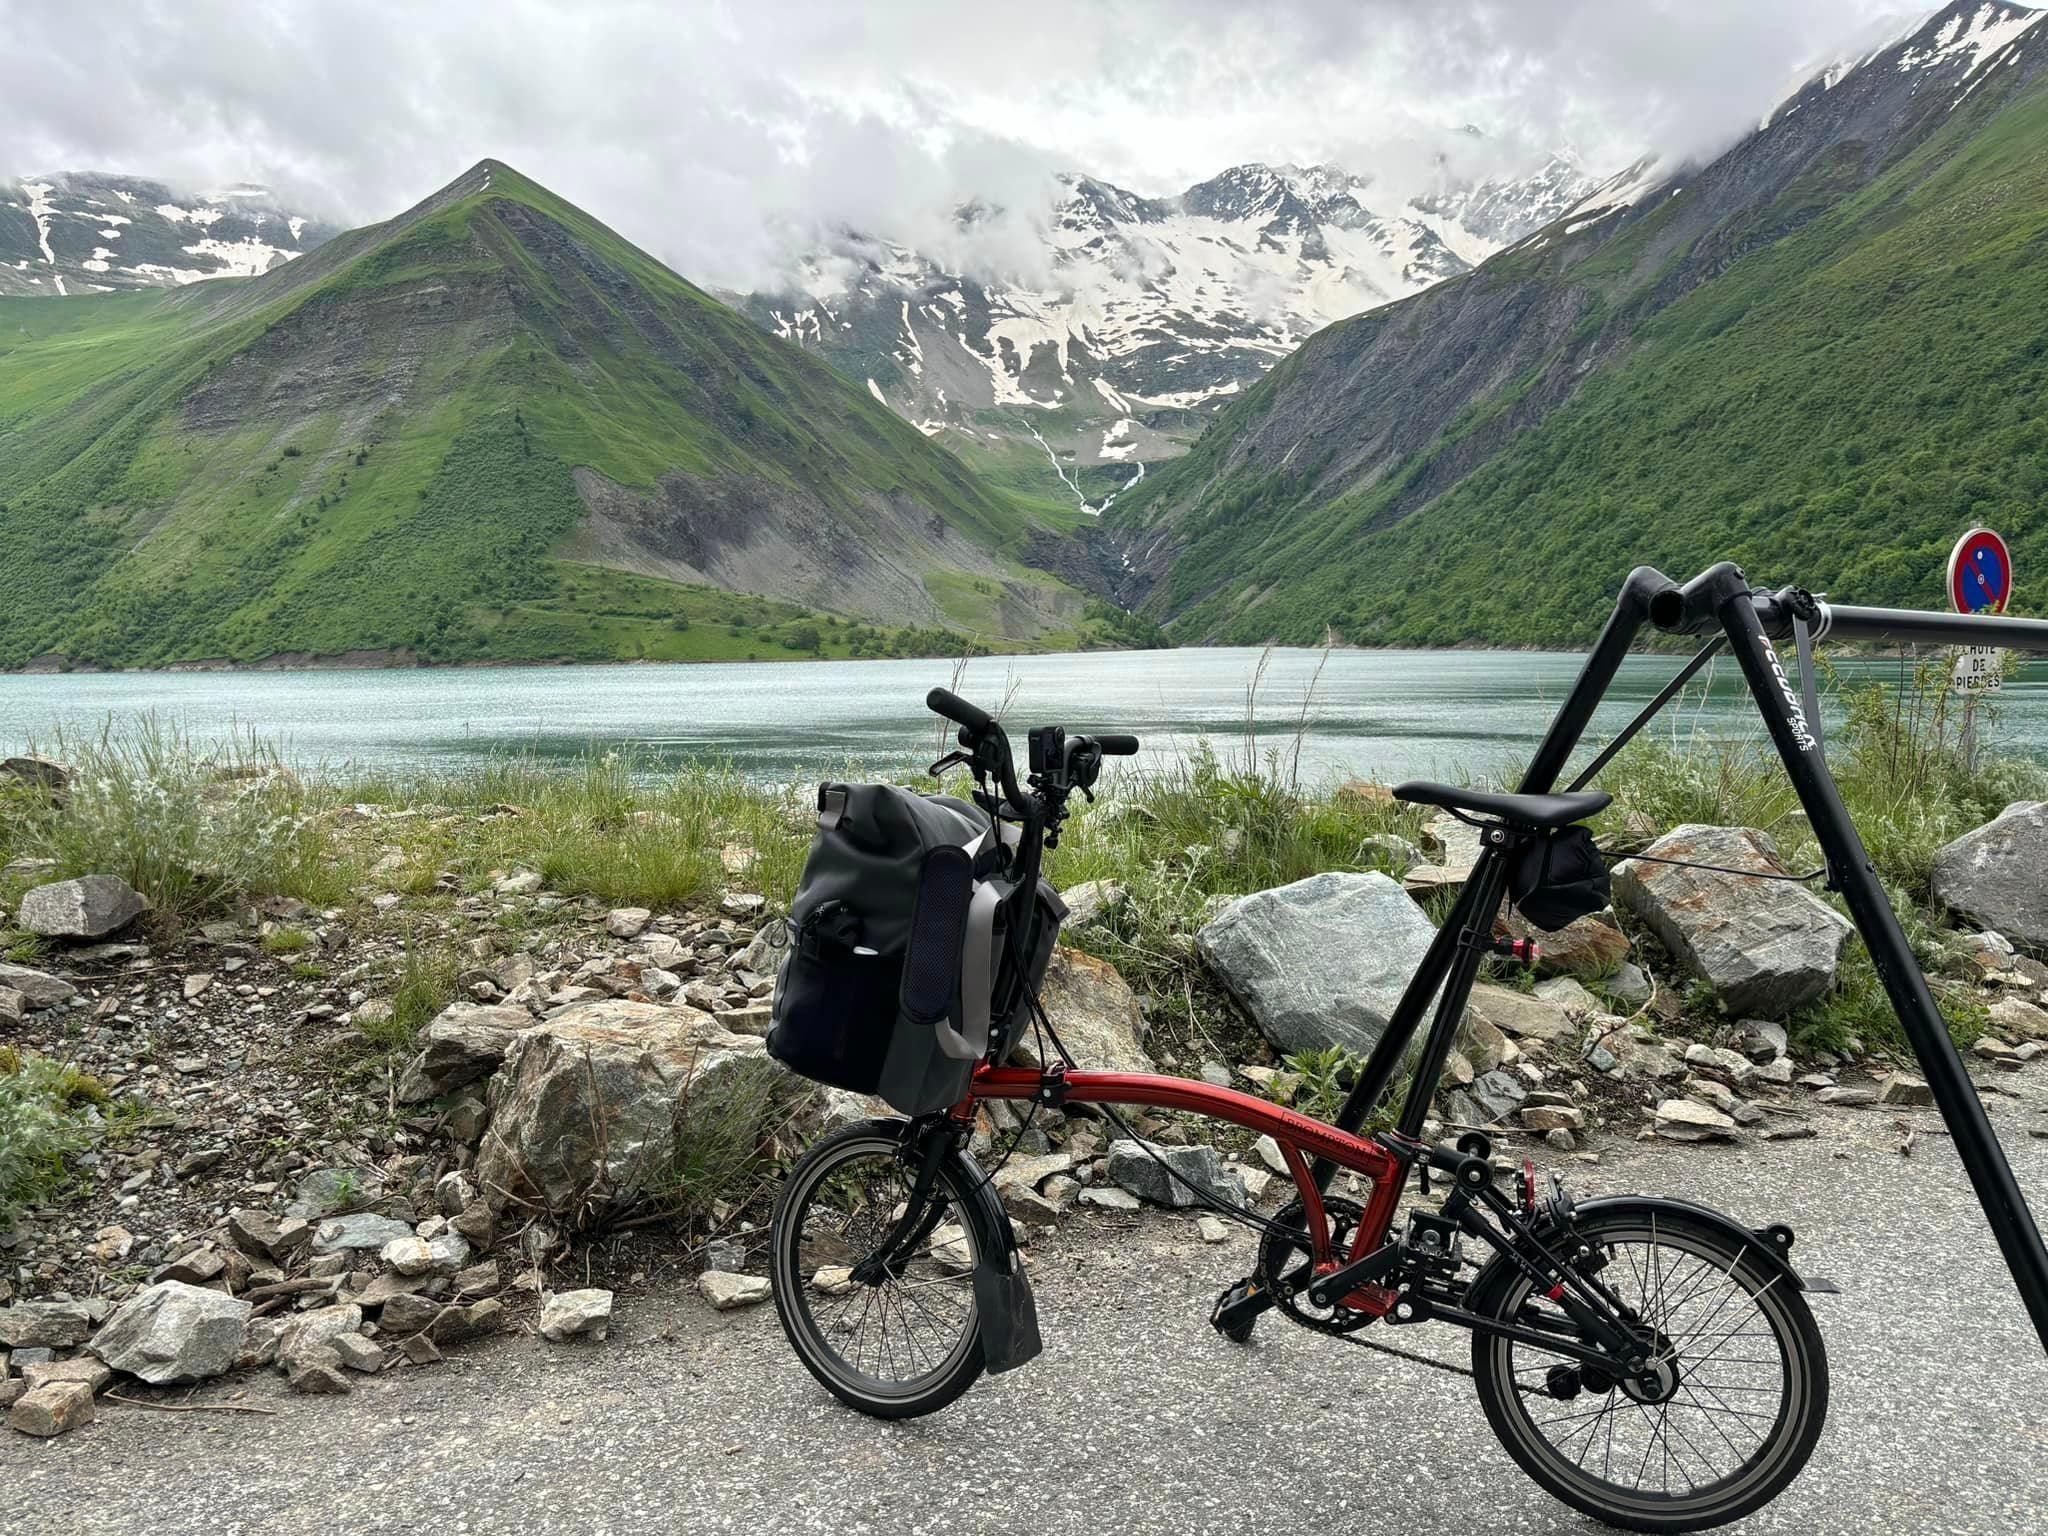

{"left": 735, "top": 155, "right": 1599, "bottom": 511}
{"left": 0, "top": 172, "right": 339, "bottom": 297}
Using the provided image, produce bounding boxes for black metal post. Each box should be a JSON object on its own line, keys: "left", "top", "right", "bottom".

{"left": 1713, "top": 578, "right": 2048, "bottom": 1353}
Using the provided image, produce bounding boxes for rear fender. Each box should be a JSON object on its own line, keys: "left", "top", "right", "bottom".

{"left": 1567, "top": 1194, "right": 1838, "bottom": 1295}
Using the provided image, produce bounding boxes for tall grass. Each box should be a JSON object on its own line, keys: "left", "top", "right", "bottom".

{"left": 0, "top": 1052, "right": 109, "bottom": 1222}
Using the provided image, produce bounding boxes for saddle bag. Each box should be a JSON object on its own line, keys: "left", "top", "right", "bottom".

{"left": 768, "top": 783, "right": 1010, "bottom": 1115}
{"left": 1507, "top": 823, "right": 1612, "bottom": 930}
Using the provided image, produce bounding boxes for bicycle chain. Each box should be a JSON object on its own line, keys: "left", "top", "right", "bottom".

{"left": 1324, "top": 1318, "right": 1548, "bottom": 1396}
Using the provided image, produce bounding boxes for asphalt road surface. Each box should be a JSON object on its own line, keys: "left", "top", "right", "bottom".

{"left": 8, "top": 1086, "right": 2048, "bottom": 1536}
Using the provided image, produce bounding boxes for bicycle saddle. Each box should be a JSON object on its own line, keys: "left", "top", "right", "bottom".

{"left": 1391, "top": 781, "right": 1611, "bottom": 829}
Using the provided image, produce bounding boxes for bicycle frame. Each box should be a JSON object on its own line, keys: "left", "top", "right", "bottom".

{"left": 964, "top": 560, "right": 2048, "bottom": 1358}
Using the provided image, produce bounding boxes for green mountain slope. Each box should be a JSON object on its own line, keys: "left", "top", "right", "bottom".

{"left": 0, "top": 160, "right": 1106, "bottom": 670}
{"left": 1112, "top": 1, "right": 2048, "bottom": 647}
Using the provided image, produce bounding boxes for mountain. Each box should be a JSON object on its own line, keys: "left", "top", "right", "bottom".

{"left": 733, "top": 154, "right": 1597, "bottom": 516}
{"left": 1, "top": 172, "right": 340, "bottom": 297}
{"left": 0, "top": 160, "right": 1115, "bottom": 673}
{"left": 1107, "top": 0, "right": 2048, "bottom": 647}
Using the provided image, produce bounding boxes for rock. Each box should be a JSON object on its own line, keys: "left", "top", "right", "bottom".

{"left": 1973, "top": 1036, "right": 2022, "bottom": 1066}
{"left": 288, "top": 1165, "right": 385, "bottom": 1218}
{"left": 396, "top": 1004, "right": 544, "bottom": 1102}
{"left": 1196, "top": 1216, "right": 1230, "bottom": 1245}
{"left": 328, "top": 1333, "right": 385, "bottom": 1373}
{"left": 1613, "top": 826, "right": 1852, "bottom": 1018}
{"left": 237, "top": 1319, "right": 282, "bottom": 1369}
{"left": 18, "top": 1357, "right": 108, "bottom": 1396}
{"left": 16, "top": 875, "right": 149, "bottom": 939}
{"left": 1105, "top": 1138, "right": 1247, "bottom": 1209}
{"left": 429, "top": 1297, "right": 506, "bottom": 1346}
{"left": 287, "top": 1348, "right": 353, "bottom": 1394}
{"left": 380, "top": 1237, "right": 436, "bottom": 1277}
{"left": 1359, "top": 833, "right": 1423, "bottom": 870}
{"left": 378, "top": 1294, "right": 443, "bottom": 1336}
{"left": 1520, "top": 1104, "right": 1584, "bottom": 1133}
{"left": 312, "top": 1214, "right": 415, "bottom": 1254}
{"left": 1196, "top": 872, "right": 1439, "bottom": 1056}
{"left": 89, "top": 1282, "right": 250, "bottom": 1385}
{"left": 1060, "top": 879, "right": 1128, "bottom": 930}
{"left": 1683, "top": 1043, "right": 1758, "bottom": 1086}
{"left": 1467, "top": 983, "right": 1574, "bottom": 1044}
{"left": 0, "top": 987, "right": 22, "bottom": 1027}
{"left": 474, "top": 1000, "right": 785, "bottom": 1223}
{"left": 1497, "top": 908, "right": 1631, "bottom": 981}
{"left": 0, "top": 963, "right": 75, "bottom": 1010}
{"left": 1079, "top": 1186, "right": 1141, "bottom": 1211}
{"left": 700, "top": 1271, "right": 771, "bottom": 1311}
{"left": 811, "top": 1266, "right": 856, "bottom": 1296}
{"left": 227, "top": 1208, "right": 311, "bottom": 1262}
{"left": 1932, "top": 803, "right": 2048, "bottom": 947}
{"left": 1878, "top": 1072, "right": 1934, "bottom": 1106}
{"left": 1009, "top": 947, "right": 1150, "bottom": 1073}
{"left": 494, "top": 870, "right": 543, "bottom": 896}
{"left": 540, "top": 1288, "right": 615, "bottom": 1342}
{"left": 1534, "top": 976, "right": 1602, "bottom": 1016}
{"left": 0, "top": 755, "right": 69, "bottom": 804}
{"left": 605, "top": 907, "right": 653, "bottom": 939}
{"left": 721, "top": 893, "right": 766, "bottom": 918}
{"left": 9, "top": 1379, "right": 95, "bottom": 1437}
{"left": 1815, "top": 1086, "right": 1877, "bottom": 1106}
{"left": 1652, "top": 1099, "right": 1739, "bottom": 1141}
{"left": 427, "top": 1231, "right": 471, "bottom": 1273}
{"left": 1606, "top": 962, "right": 1654, "bottom": 1009}
{"left": 1989, "top": 997, "right": 2048, "bottom": 1042}
{"left": 0, "top": 1301, "right": 91, "bottom": 1349}
{"left": 435, "top": 1170, "right": 478, "bottom": 1217}
{"left": 1423, "top": 812, "right": 1484, "bottom": 870}
{"left": 275, "top": 1304, "right": 365, "bottom": 1369}
{"left": 399, "top": 1334, "right": 443, "bottom": 1365}
{"left": 1467, "top": 1070, "right": 1528, "bottom": 1125}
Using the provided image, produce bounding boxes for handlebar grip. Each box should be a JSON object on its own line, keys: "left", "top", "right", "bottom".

{"left": 1095, "top": 734, "right": 1140, "bottom": 756}
{"left": 925, "top": 687, "right": 992, "bottom": 735}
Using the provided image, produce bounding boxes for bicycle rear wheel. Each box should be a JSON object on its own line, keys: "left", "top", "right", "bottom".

{"left": 1468, "top": 1202, "right": 1828, "bottom": 1533}
{"left": 770, "top": 1120, "right": 986, "bottom": 1418}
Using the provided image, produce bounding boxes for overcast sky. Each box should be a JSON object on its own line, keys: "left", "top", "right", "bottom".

{"left": 1, "top": 0, "right": 1929, "bottom": 289}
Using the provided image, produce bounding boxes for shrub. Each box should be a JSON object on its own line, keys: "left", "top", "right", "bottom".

{"left": 0, "top": 1055, "right": 108, "bottom": 1221}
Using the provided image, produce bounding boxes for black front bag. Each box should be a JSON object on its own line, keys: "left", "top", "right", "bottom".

{"left": 767, "top": 782, "right": 1062, "bottom": 1115}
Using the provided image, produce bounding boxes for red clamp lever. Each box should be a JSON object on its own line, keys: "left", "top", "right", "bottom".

{"left": 1491, "top": 936, "right": 1542, "bottom": 967}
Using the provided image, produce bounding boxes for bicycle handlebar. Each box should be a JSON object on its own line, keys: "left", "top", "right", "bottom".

{"left": 925, "top": 687, "right": 992, "bottom": 735}
{"left": 1094, "top": 734, "right": 1140, "bottom": 756}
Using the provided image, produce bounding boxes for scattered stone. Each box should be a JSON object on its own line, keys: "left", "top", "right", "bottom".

{"left": 1613, "top": 826, "right": 1853, "bottom": 1018}
{"left": 1815, "top": 1086, "right": 1877, "bottom": 1106}
{"left": 89, "top": 1281, "right": 251, "bottom": 1385}
{"left": 312, "top": 1213, "right": 415, "bottom": 1255}
{"left": 1520, "top": 1103, "right": 1584, "bottom": 1134}
{"left": 811, "top": 1266, "right": 856, "bottom": 1296}
{"left": 228, "top": 1208, "right": 311, "bottom": 1262}
{"left": 1989, "top": 997, "right": 2048, "bottom": 1042}
{"left": 286, "top": 1347, "right": 353, "bottom": 1394}
{"left": 380, "top": 1237, "right": 436, "bottom": 1277}
{"left": 182, "top": 973, "right": 214, "bottom": 1001}
{"left": 540, "top": 1288, "right": 615, "bottom": 1342}
{"left": 19, "top": 1357, "right": 111, "bottom": 1394}
{"left": 1196, "top": 872, "right": 1439, "bottom": 1056}
{"left": 0, "top": 987, "right": 22, "bottom": 1027}
{"left": 1754, "top": 1056, "right": 1797, "bottom": 1086}
{"left": 0, "top": 755, "right": 69, "bottom": 804}
{"left": 1932, "top": 803, "right": 2048, "bottom": 948}
{"left": 1105, "top": 1137, "right": 1247, "bottom": 1209}
{"left": 425, "top": 1298, "right": 505, "bottom": 1346}
{"left": 700, "top": 1271, "right": 771, "bottom": 1311}
{"left": 1763, "top": 1123, "right": 1818, "bottom": 1142}
{"left": 1466, "top": 983, "right": 1574, "bottom": 1044}
{"left": 1533, "top": 976, "right": 1602, "bottom": 1017}
{"left": 16, "top": 874, "right": 149, "bottom": 939}
{"left": 1467, "top": 1069, "right": 1529, "bottom": 1125}
{"left": 1877, "top": 1072, "right": 1934, "bottom": 1107}
{"left": 1973, "top": 1036, "right": 2022, "bottom": 1068}
{"left": 1605, "top": 962, "right": 1654, "bottom": 1009}
{"left": 378, "top": 1294, "right": 443, "bottom": 1336}
{"left": 399, "top": 1334, "right": 443, "bottom": 1366}
{"left": 1196, "top": 1216, "right": 1230, "bottom": 1245}
{"left": 1683, "top": 1043, "right": 1758, "bottom": 1086}
{"left": 721, "top": 893, "right": 766, "bottom": 918}
{"left": 605, "top": 907, "right": 652, "bottom": 939}
{"left": 0, "top": 963, "right": 75, "bottom": 1010}
{"left": 0, "top": 1301, "right": 92, "bottom": 1349}
{"left": 1079, "top": 1186, "right": 1142, "bottom": 1212}
{"left": 328, "top": 1332, "right": 385, "bottom": 1373}
{"left": 1652, "top": 1099, "right": 1739, "bottom": 1141}
{"left": 1060, "top": 879, "right": 1128, "bottom": 930}
{"left": 9, "top": 1379, "right": 95, "bottom": 1437}
{"left": 396, "top": 1003, "right": 546, "bottom": 1102}
{"left": 494, "top": 871, "right": 543, "bottom": 897}
{"left": 275, "top": 1304, "right": 365, "bottom": 1369}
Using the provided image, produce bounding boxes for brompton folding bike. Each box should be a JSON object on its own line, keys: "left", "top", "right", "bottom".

{"left": 768, "top": 561, "right": 2048, "bottom": 1533}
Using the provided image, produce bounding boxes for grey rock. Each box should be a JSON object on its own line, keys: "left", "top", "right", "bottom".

{"left": 286, "top": 1347, "right": 353, "bottom": 1394}
{"left": 312, "top": 1214, "right": 415, "bottom": 1254}
{"left": 1467, "top": 1070, "right": 1528, "bottom": 1125}
{"left": 1196, "top": 872, "right": 1439, "bottom": 1056}
{"left": 227, "top": 1208, "right": 310, "bottom": 1261}
{"left": 1652, "top": 1099, "right": 1739, "bottom": 1140}
{"left": 0, "top": 986, "right": 22, "bottom": 1027}
{"left": 0, "top": 755, "right": 70, "bottom": 804}
{"left": 328, "top": 1332, "right": 385, "bottom": 1373}
{"left": 1606, "top": 962, "right": 1653, "bottom": 1009}
{"left": 379, "top": 1237, "right": 435, "bottom": 1277}
{"left": 1467, "top": 983, "right": 1575, "bottom": 1043}
{"left": 0, "top": 1301, "right": 92, "bottom": 1349}
{"left": 19, "top": 1357, "right": 112, "bottom": 1394}
{"left": 89, "top": 1281, "right": 250, "bottom": 1385}
{"left": 1878, "top": 1072, "right": 1933, "bottom": 1106}
{"left": 1080, "top": 1185, "right": 1141, "bottom": 1211}
{"left": 605, "top": 907, "right": 652, "bottom": 939}
{"left": 0, "top": 962, "right": 76, "bottom": 1010}
{"left": 396, "top": 1003, "right": 543, "bottom": 1103}
{"left": 1105, "top": 1138, "right": 1247, "bottom": 1209}
{"left": 1008, "top": 947, "right": 1150, "bottom": 1074}
{"left": 8, "top": 1379, "right": 95, "bottom": 1436}
{"left": 1932, "top": 803, "right": 2048, "bottom": 947}
{"left": 1359, "top": 833, "right": 1424, "bottom": 871}
{"left": 1613, "top": 826, "right": 1852, "bottom": 1018}
{"left": 1533, "top": 977, "right": 1601, "bottom": 1016}
{"left": 1815, "top": 1086, "right": 1877, "bottom": 1106}
{"left": 17, "top": 874, "right": 148, "bottom": 938}
{"left": 378, "top": 1293, "right": 443, "bottom": 1336}
{"left": 700, "top": 1271, "right": 771, "bottom": 1310}
{"left": 1059, "top": 878, "right": 1128, "bottom": 930}
{"left": 702, "top": 1237, "right": 749, "bottom": 1273}
{"left": 539, "top": 1288, "right": 615, "bottom": 1342}
{"left": 276, "top": 1304, "right": 365, "bottom": 1368}
{"left": 287, "top": 1165, "right": 384, "bottom": 1218}
{"left": 474, "top": 1000, "right": 783, "bottom": 1223}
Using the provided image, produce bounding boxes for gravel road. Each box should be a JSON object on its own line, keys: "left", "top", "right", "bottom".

{"left": 7, "top": 1088, "right": 2048, "bottom": 1536}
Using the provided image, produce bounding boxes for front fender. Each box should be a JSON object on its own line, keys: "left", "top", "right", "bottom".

{"left": 941, "top": 1136, "right": 1044, "bottom": 1373}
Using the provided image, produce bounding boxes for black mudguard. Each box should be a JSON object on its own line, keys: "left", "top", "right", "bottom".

{"left": 1568, "top": 1194, "right": 1838, "bottom": 1294}
{"left": 947, "top": 1140, "right": 1044, "bottom": 1373}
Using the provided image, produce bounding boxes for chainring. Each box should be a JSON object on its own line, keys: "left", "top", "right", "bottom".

{"left": 1256, "top": 1195, "right": 1376, "bottom": 1335}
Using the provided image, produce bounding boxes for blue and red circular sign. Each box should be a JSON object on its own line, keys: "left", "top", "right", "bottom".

{"left": 1949, "top": 528, "right": 2013, "bottom": 615}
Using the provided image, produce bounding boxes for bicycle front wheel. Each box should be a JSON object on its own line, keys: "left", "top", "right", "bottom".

{"left": 769, "top": 1120, "right": 986, "bottom": 1418}
{"left": 1469, "top": 1202, "right": 1828, "bottom": 1533}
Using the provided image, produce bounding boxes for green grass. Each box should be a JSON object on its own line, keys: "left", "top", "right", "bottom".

{"left": 0, "top": 160, "right": 1093, "bottom": 672}
{"left": 1119, "top": 62, "right": 2048, "bottom": 647}
{"left": 0, "top": 1053, "right": 111, "bottom": 1222}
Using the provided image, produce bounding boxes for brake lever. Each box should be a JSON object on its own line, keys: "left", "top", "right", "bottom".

{"left": 927, "top": 750, "right": 971, "bottom": 777}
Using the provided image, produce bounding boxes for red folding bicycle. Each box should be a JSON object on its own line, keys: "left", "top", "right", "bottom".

{"left": 770, "top": 562, "right": 2048, "bottom": 1533}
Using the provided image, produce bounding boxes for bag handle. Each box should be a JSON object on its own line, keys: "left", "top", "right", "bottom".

{"left": 936, "top": 881, "right": 1000, "bottom": 1061}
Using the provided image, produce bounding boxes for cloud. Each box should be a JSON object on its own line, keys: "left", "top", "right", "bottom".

{"left": 0, "top": 0, "right": 1930, "bottom": 289}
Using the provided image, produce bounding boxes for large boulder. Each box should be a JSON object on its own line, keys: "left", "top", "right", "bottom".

{"left": 1612, "top": 826, "right": 1851, "bottom": 1019}
{"left": 1106, "top": 1138, "right": 1247, "bottom": 1209}
{"left": 396, "top": 1004, "right": 545, "bottom": 1102}
{"left": 1196, "top": 872, "right": 1438, "bottom": 1056}
{"left": 1932, "top": 803, "right": 2048, "bottom": 948}
{"left": 0, "top": 755, "right": 69, "bottom": 805}
{"left": 473, "top": 1000, "right": 786, "bottom": 1224}
{"left": 90, "top": 1281, "right": 251, "bottom": 1385}
{"left": 1011, "top": 947, "right": 1150, "bottom": 1073}
{"left": 16, "top": 875, "right": 148, "bottom": 939}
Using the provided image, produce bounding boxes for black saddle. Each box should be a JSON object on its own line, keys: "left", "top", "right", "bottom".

{"left": 1392, "top": 781, "right": 1611, "bottom": 830}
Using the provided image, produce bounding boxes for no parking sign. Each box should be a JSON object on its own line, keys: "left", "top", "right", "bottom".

{"left": 1949, "top": 528, "right": 2013, "bottom": 694}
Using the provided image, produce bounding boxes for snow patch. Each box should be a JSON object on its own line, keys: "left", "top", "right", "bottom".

{"left": 289, "top": 216, "right": 307, "bottom": 241}
{"left": 21, "top": 181, "right": 58, "bottom": 266}
{"left": 179, "top": 236, "right": 299, "bottom": 277}
{"left": 1899, "top": 3, "right": 2041, "bottom": 76}
{"left": 154, "top": 203, "right": 225, "bottom": 227}
{"left": 867, "top": 377, "right": 887, "bottom": 405}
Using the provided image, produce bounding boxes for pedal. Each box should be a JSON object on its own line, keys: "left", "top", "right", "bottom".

{"left": 1210, "top": 1276, "right": 1272, "bottom": 1343}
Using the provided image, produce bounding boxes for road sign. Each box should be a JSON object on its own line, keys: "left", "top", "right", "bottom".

{"left": 1952, "top": 646, "right": 2005, "bottom": 694}
{"left": 1949, "top": 527, "right": 2013, "bottom": 615}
